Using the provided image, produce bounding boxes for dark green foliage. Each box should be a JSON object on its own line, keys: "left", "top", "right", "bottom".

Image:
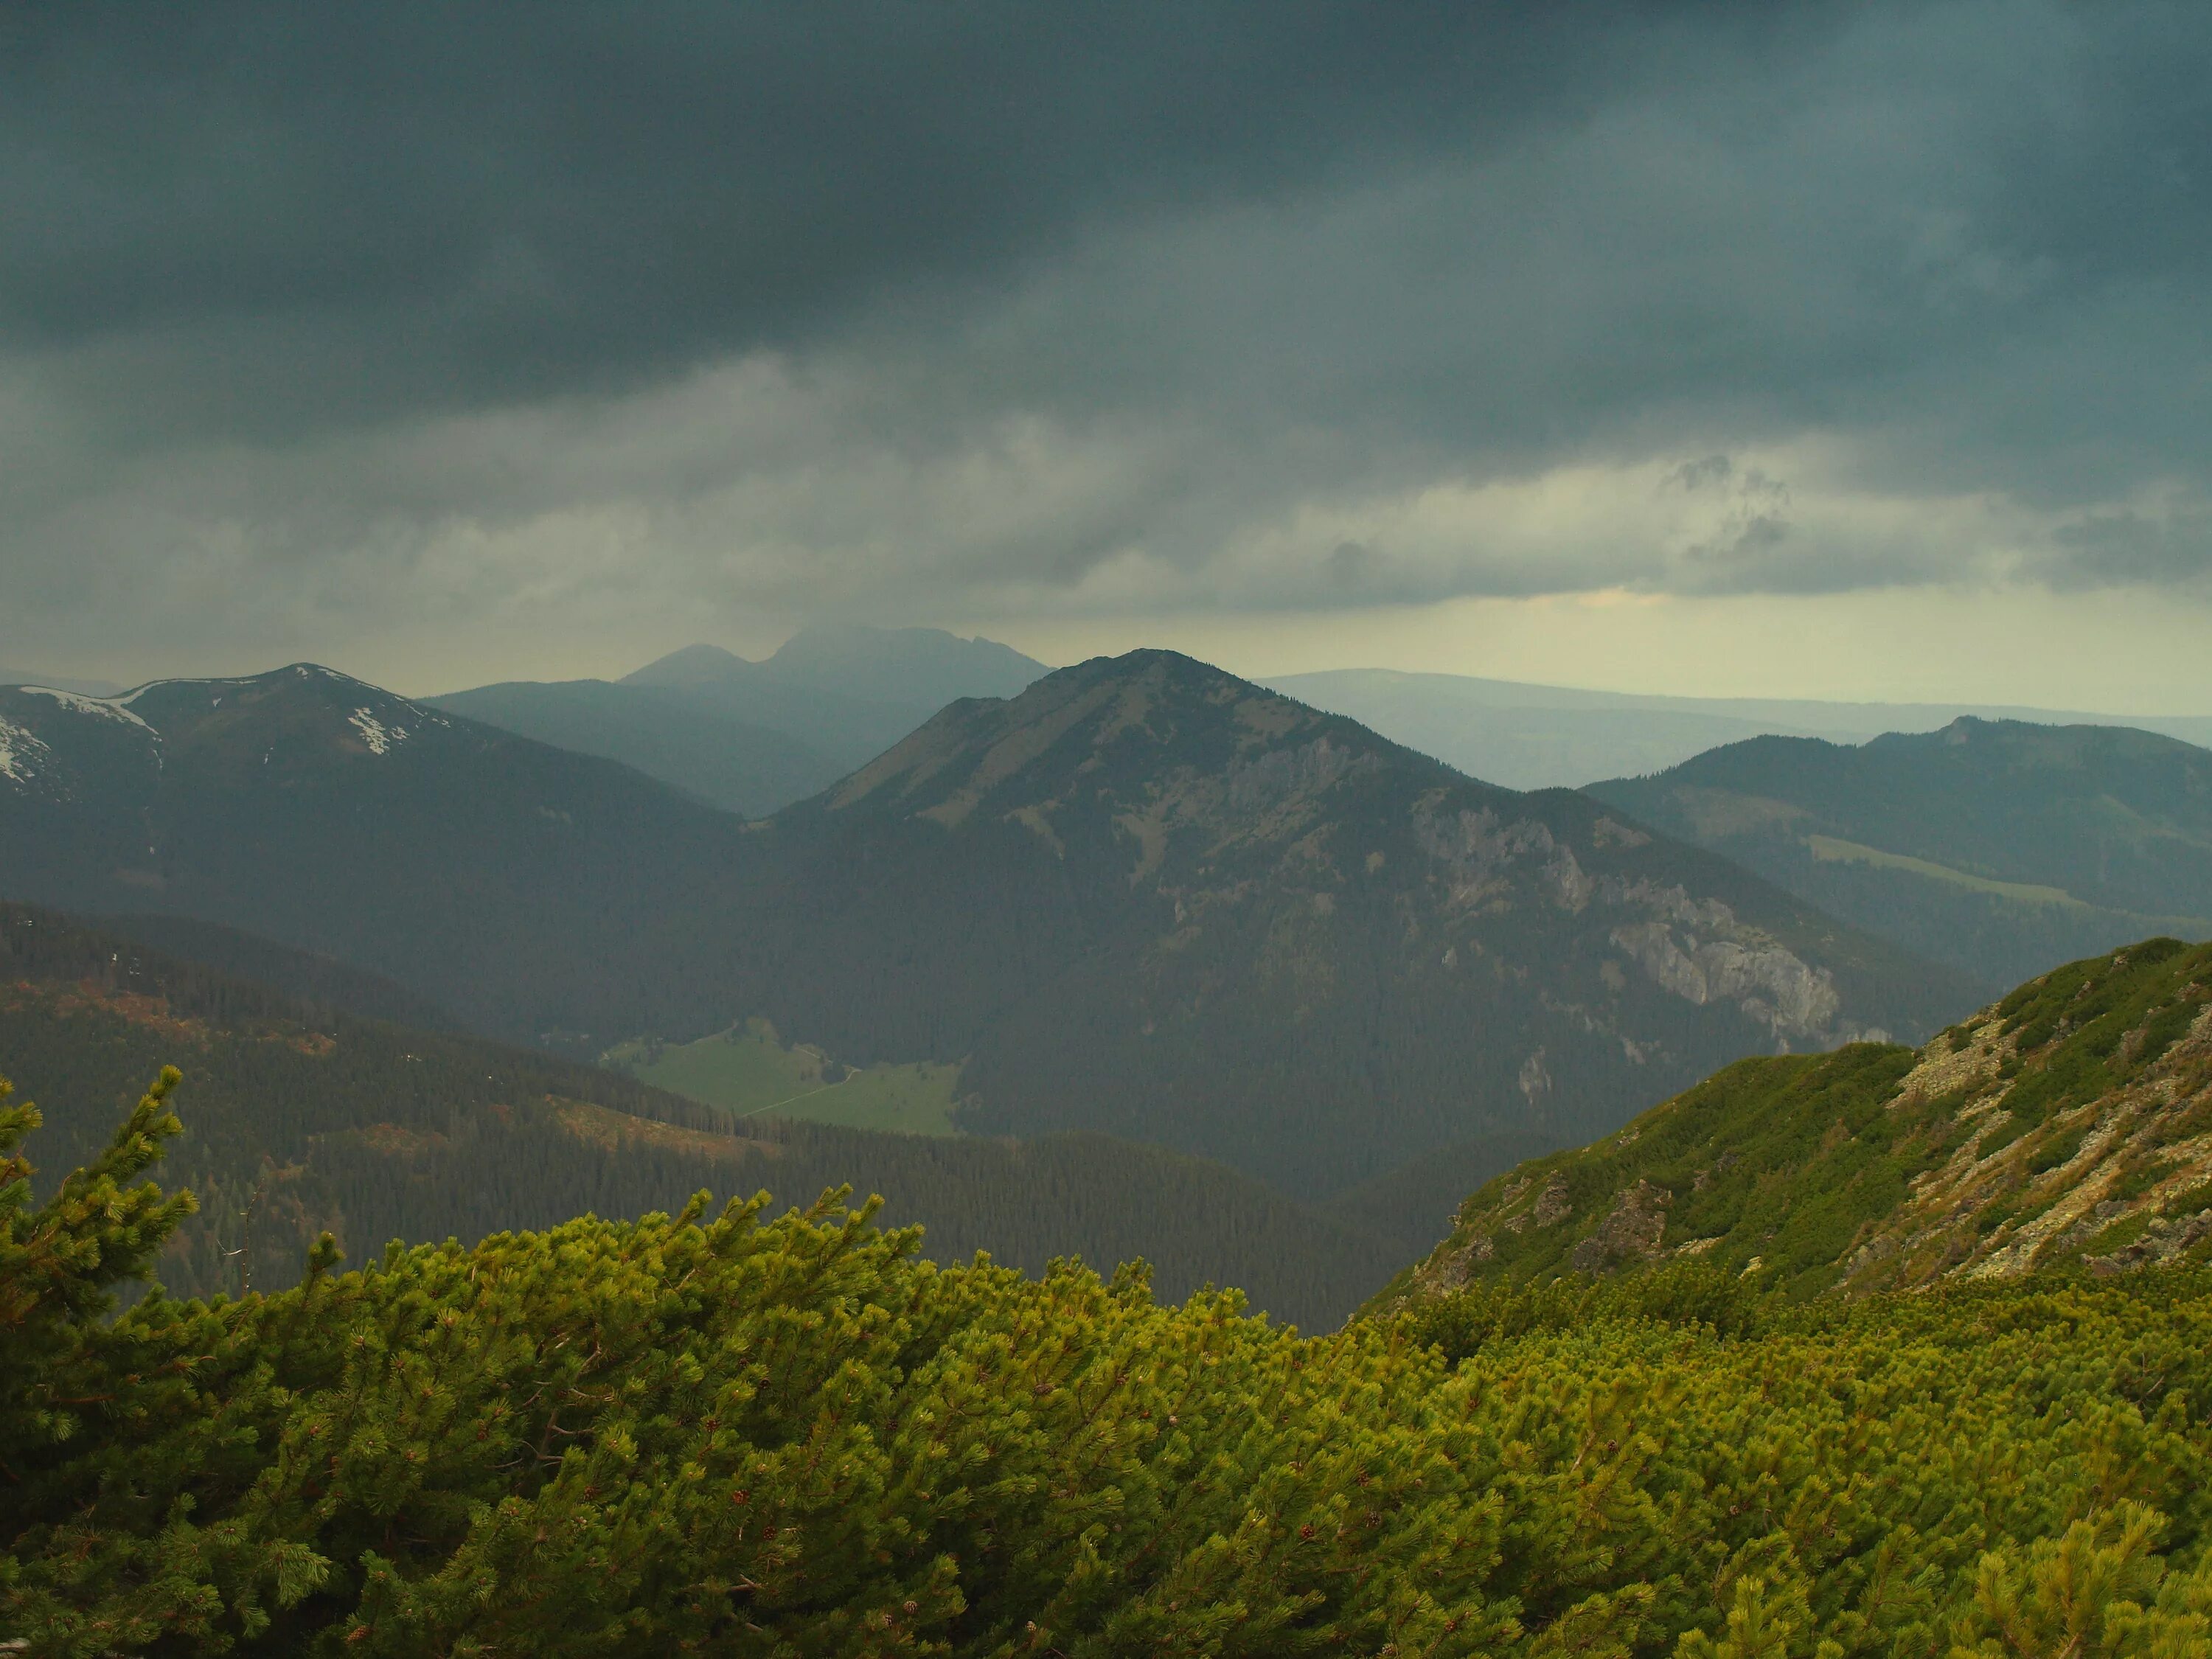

{"left": 1590, "top": 720, "right": 2212, "bottom": 995}
{"left": 10, "top": 1105, "right": 2212, "bottom": 1655}
{"left": 0, "top": 1065, "right": 196, "bottom": 1475}
{"left": 1397, "top": 1260, "right": 1768, "bottom": 1357}
{"left": 94, "top": 911, "right": 463, "bottom": 1031}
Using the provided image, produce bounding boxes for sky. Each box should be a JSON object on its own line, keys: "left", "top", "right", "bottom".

{"left": 4, "top": 3, "right": 2211, "bottom": 709}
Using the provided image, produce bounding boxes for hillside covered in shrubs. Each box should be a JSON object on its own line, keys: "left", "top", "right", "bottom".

{"left": 1388, "top": 939, "right": 2212, "bottom": 1309}
{"left": 9, "top": 1068, "right": 2212, "bottom": 1655}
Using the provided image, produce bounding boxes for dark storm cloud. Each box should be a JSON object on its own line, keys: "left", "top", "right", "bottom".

{"left": 2, "top": 0, "right": 2210, "bottom": 672}
{"left": 3, "top": 3, "right": 1722, "bottom": 439}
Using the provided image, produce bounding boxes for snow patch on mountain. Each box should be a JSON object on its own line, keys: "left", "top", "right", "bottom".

{"left": 0, "top": 713, "right": 50, "bottom": 784}
{"left": 348, "top": 708, "right": 409, "bottom": 755}
{"left": 116, "top": 676, "right": 257, "bottom": 707}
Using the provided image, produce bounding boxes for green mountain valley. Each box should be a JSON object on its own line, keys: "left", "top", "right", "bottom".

{"left": 0, "top": 903, "right": 1411, "bottom": 1328}
{"left": 604, "top": 1020, "right": 965, "bottom": 1136}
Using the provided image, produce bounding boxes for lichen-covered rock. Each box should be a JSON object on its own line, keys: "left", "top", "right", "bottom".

{"left": 1411, "top": 1231, "right": 1495, "bottom": 1294}
{"left": 2086, "top": 1210, "right": 2212, "bottom": 1277}
{"left": 1531, "top": 1174, "right": 1573, "bottom": 1228}
{"left": 1568, "top": 1179, "right": 1672, "bottom": 1274}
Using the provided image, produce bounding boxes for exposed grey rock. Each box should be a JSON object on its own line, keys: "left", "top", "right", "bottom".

{"left": 1569, "top": 1178, "right": 1672, "bottom": 1274}
{"left": 2085, "top": 1210, "right": 2212, "bottom": 1278}
{"left": 1531, "top": 1174, "right": 1573, "bottom": 1228}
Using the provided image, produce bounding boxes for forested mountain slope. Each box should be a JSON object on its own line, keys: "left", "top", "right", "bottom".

{"left": 0, "top": 654, "right": 1972, "bottom": 1198}
{"left": 431, "top": 624, "right": 1050, "bottom": 815}
{"left": 1386, "top": 936, "right": 2212, "bottom": 1308}
{"left": 1590, "top": 718, "right": 2212, "bottom": 992}
{"left": 728, "top": 650, "right": 1969, "bottom": 1193}
{"left": 0, "top": 904, "right": 1405, "bottom": 1327}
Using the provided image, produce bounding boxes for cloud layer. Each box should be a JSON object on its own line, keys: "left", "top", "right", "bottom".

{"left": 4, "top": 2, "right": 2209, "bottom": 680}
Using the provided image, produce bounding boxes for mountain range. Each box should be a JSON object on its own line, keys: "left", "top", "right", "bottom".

{"left": 1271, "top": 666, "right": 2212, "bottom": 791}
{"left": 1589, "top": 719, "right": 2212, "bottom": 993}
{"left": 428, "top": 625, "right": 1049, "bottom": 815}
{"left": 1385, "top": 934, "right": 2212, "bottom": 1308}
{"left": 0, "top": 652, "right": 1970, "bottom": 1199}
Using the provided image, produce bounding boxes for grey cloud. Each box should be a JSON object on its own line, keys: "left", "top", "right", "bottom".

{"left": 4, "top": 3, "right": 1697, "bottom": 440}
{"left": 2051, "top": 507, "right": 2212, "bottom": 588}
{"left": 3, "top": 1, "right": 2211, "bottom": 672}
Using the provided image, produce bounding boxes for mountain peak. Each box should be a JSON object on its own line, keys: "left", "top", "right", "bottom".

{"left": 620, "top": 643, "right": 755, "bottom": 690}
{"left": 821, "top": 648, "right": 1414, "bottom": 827}
{"left": 622, "top": 628, "right": 1049, "bottom": 707}
{"left": 741, "top": 649, "right": 1967, "bottom": 1194}
{"left": 762, "top": 624, "right": 1047, "bottom": 707}
{"left": 0, "top": 663, "right": 467, "bottom": 806}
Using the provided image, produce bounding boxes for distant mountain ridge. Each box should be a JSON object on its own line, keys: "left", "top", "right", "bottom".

{"left": 1270, "top": 666, "right": 2212, "bottom": 792}
{"left": 0, "top": 667, "right": 123, "bottom": 698}
{"left": 1384, "top": 936, "right": 2212, "bottom": 1307}
{"left": 0, "top": 651, "right": 1974, "bottom": 1199}
{"left": 430, "top": 625, "right": 1051, "bottom": 815}
{"left": 1588, "top": 717, "right": 2212, "bottom": 993}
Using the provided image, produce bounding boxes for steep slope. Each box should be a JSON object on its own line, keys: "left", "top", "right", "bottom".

{"left": 726, "top": 650, "right": 1970, "bottom": 1194}
{"left": 1388, "top": 936, "right": 2212, "bottom": 1307}
{"left": 431, "top": 625, "right": 1051, "bottom": 815}
{"left": 1272, "top": 666, "right": 2212, "bottom": 791}
{"left": 0, "top": 902, "right": 1405, "bottom": 1328}
{"left": 1589, "top": 719, "right": 2212, "bottom": 992}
